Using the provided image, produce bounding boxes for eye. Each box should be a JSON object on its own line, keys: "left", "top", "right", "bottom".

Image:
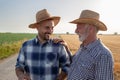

{"left": 51, "top": 26, "right": 54, "bottom": 30}
{"left": 45, "top": 26, "right": 54, "bottom": 30}
{"left": 44, "top": 26, "right": 49, "bottom": 29}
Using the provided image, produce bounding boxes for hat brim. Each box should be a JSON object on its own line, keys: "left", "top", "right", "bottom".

{"left": 70, "top": 18, "right": 107, "bottom": 31}
{"left": 29, "top": 16, "right": 60, "bottom": 28}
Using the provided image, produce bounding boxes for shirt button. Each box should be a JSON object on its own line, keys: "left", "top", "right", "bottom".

{"left": 82, "top": 64, "right": 85, "bottom": 66}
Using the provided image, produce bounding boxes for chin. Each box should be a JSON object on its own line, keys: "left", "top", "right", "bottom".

{"left": 45, "top": 38, "right": 50, "bottom": 40}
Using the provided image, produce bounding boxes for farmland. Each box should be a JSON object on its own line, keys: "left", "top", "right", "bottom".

{"left": 0, "top": 33, "right": 120, "bottom": 79}
{"left": 0, "top": 33, "right": 36, "bottom": 44}
{"left": 60, "top": 34, "right": 120, "bottom": 62}
{"left": 0, "top": 33, "right": 36, "bottom": 59}
{"left": 60, "top": 34, "right": 120, "bottom": 80}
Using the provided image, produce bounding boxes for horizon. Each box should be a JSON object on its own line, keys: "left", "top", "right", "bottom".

{"left": 0, "top": 32, "right": 119, "bottom": 35}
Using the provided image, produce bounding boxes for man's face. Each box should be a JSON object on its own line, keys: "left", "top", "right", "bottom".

{"left": 75, "top": 23, "right": 90, "bottom": 42}
{"left": 37, "top": 20, "right": 55, "bottom": 42}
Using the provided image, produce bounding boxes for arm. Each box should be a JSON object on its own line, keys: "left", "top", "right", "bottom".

{"left": 57, "top": 71, "right": 67, "bottom": 80}
{"left": 15, "top": 67, "right": 25, "bottom": 80}
{"left": 53, "top": 38, "right": 72, "bottom": 62}
{"left": 95, "top": 54, "right": 114, "bottom": 80}
{"left": 15, "top": 44, "right": 31, "bottom": 80}
{"left": 15, "top": 67, "right": 31, "bottom": 80}
{"left": 53, "top": 38, "right": 72, "bottom": 79}
{"left": 57, "top": 45, "right": 72, "bottom": 80}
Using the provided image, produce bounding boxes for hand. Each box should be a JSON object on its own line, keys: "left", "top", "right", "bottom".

{"left": 53, "top": 38, "right": 68, "bottom": 47}
{"left": 18, "top": 73, "right": 31, "bottom": 80}
{"left": 57, "top": 71, "right": 67, "bottom": 80}
{"left": 53, "top": 38, "right": 71, "bottom": 59}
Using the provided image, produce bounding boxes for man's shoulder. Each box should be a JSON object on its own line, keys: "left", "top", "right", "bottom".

{"left": 92, "top": 44, "right": 112, "bottom": 60}
{"left": 49, "top": 39, "right": 63, "bottom": 46}
{"left": 22, "top": 38, "right": 35, "bottom": 46}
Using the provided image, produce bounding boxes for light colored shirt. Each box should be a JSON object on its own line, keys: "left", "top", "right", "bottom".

{"left": 67, "top": 39, "right": 114, "bottom": 80}
{"left": 16, "top": 37, "right": 71, "bottom": 80}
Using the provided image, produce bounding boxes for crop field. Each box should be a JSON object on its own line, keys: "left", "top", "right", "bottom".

{"left": 0, "top": 33, "right": 36, "bottom": 59}
{"left": 0, "top": 33, "right": 120, "bottom": 79}
{"left": 0, "top": 33, "right": 36, "bottom": 44}
{"left": 60, "top": 34, "right": 120, "bottom": 80}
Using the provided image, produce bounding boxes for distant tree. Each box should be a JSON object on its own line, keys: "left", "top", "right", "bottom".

{"left": 66, "top": 32, "right": 69, "bottom": 35}
{"left": 114, "top": 32, "right": 118, "bottom": 35}
{"left": 98, "top": 33, "right": 102, "bottom": 35}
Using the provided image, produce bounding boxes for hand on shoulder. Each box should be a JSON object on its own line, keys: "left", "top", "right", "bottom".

{"left": 53, "top": 38, "right": 68, "bottom": 47}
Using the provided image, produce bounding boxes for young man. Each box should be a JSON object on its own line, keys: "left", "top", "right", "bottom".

{"left": 15, "top": 9, "right": 71, "bottom": 80}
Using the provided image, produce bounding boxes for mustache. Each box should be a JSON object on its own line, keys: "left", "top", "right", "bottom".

{"left": 76, "top": 33, "right": 82, "bottom": 36}
{"left": 45, "top": 32, "right": 51, "bottom": 34}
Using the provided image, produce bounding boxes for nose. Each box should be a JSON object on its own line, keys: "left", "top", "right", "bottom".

{"left": 48, "top": 27, "right": 53, "bottom": 34}
{"left": 75, "top": 27, "right": 79, "bottom": 34}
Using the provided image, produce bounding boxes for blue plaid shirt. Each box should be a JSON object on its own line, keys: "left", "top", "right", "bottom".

{"left": 16, "top": 37, "right": 71, "bottom": 80}
{"left": 67, "top": 39, "right": 114, "bottom": 80}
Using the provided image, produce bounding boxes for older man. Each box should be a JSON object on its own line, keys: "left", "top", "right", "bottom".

{"left": 67, "top": 10, "right": 114, "bottom": 80}
{"left": 15, "top": 9, "right": 71, "bottom": 80}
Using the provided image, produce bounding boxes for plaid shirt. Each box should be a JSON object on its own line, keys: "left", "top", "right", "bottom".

{"left": 67, "top": 39, "right": 114, "bottom": 80}
{"left": 16, "top": 37, "right": 71, "bottom": 80}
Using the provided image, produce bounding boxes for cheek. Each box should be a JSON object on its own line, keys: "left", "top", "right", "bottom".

{"left": 51, "top": 30, "right": 53, "bottom": 33}
{"left": 75, "top": 28, "right": 82, "bottom": 34}
{"left": 37, "top": 27, "right": 45, "bottom": 33}
{"left": 75, "top": 28, "right": 79, "bottom": 33}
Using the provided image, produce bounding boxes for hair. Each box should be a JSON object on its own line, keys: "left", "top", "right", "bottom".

{"left": 85, "top": 24, "right": 99, "bottom": 34}
{"left": 94, "top": 25, "right": 99, "bottom": 33}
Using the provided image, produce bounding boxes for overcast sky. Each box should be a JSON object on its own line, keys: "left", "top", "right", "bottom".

{"left": 0, "top": 0, "right": 120, "bottom": 34}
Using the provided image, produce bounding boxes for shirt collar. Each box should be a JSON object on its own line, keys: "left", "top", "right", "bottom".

{"left": 80, "top": 39, "right": 101, "bottom": 51}
{"left": 34, "top": 36, "right": 52, "bottom": 45}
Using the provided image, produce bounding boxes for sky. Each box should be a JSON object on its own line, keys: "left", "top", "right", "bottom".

{"left": 0, "top": 0, "right": 120, "bottom": 34}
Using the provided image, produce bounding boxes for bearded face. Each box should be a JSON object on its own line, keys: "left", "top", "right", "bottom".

{"left": 36, "top": 20, "right": 54, "bottom": 43}
{"left": 75, "top": 24, "right": 90, "bottom": 42}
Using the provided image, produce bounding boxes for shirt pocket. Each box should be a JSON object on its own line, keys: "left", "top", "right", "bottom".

{"left": 78, "top": 60, "right": 94, "bottom": 71}
{"left": 46, "top": 52, "right": 57, "bottom": 66}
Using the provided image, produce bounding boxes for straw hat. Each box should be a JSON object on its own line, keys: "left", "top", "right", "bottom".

{"left": 70, "top": 10, "right": 107, "bottom": 31}
{"left": 29, "top": 9, "right": 60, "bottom": 28}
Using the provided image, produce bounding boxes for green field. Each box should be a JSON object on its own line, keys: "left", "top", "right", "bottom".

{"left": 0, "top": 33, "right": 36, "bottom": 59}
{"left": 0, "top": 33, "right": 36, "bottom": 44}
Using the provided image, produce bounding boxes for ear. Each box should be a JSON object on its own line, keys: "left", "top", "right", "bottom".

{"left": 90, "top": 26, "right": 98, "bottom": 33}
{"left": 89, "top": 25, "right": 94, "bottom": 33}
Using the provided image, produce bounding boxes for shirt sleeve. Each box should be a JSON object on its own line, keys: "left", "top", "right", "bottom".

{"left": 95, "top": 54, "right": 114, "bottom": 80}
{"left": 15, "top": 46, "right": 25, "bottom": 69}
{"left": 58, "top": 45, "right": 72, "bottom": 74}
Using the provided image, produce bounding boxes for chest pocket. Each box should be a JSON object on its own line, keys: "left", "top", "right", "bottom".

{"left": 78, "top": 59, "right": 95, "bottom": 72}
{"left": 46, "top": 52, "right": 57, "bottom": 66}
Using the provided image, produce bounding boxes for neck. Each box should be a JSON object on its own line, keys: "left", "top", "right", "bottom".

{"left": 37, "top": 36, "right": 47, "bottom": 44}
{"left": 82, "top": 35, "right": 97, "bottom": 46}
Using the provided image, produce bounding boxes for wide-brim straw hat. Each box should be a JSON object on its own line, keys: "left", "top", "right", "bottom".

{"left": 29, "top": 9, "right": 60, "bottom": 28}
{"left": 70, "top": 10, "right": 107, "bottom": 31}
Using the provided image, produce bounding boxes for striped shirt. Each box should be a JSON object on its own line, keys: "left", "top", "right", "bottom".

{"left": 16, "top": 37, "right": 71, "bottom": 80}
{"left": 67, "top": 39, "right": 114, "bottom": 80}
